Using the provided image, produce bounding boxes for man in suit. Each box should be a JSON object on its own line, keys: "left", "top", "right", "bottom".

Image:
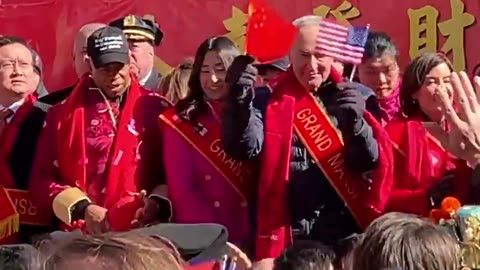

{"left": 0, "top": 36, "right": 55, "bottom": 244}
{"left": 110, "top": 15, "right": 163, "bottom": 92}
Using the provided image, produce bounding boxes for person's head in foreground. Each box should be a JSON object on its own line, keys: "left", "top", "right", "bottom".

{"left": 40, "top": 232, "right": 184, "bottom": 270}
{"left": 354, "top": 212, "right": 461, "bottom": 270}
{"left": 334, "top": 233, "right": 363, "bottom": 270}
{"left": 274, "top": 241, "right": 335, "bottom": 270}
{"left": 400, "top": 52, "right": 454, "bottom": 122}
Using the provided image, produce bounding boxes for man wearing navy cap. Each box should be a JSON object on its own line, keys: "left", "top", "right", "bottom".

{"left": 30, "top": 26, "right": 171, "bottom": 235}
{"left": 110, "top": 15, "right": 163, "bottom": 92}
{"left": 254, "top": 56, "right": 289, "bottom": 85}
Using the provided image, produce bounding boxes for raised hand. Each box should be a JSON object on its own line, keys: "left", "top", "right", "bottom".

{"left": 226, "top": 242, "right": 253, "bottom": 270}
{"left": 225, "top": 55, "right": 258, "bottom": 103}
{"left": 334, "top": 82, "right": 367, "bottom": 135}
{"left": 84, "top": 204, "right": 109, "bottom": 234}
{"left": 130, "top": 190, "right": 161, "bottom": 228}
{"left": 436, "top": 71, "right": 480, "bottom": 167}
{"left": 225, "top": 55, "right": 257, "bottom": 87}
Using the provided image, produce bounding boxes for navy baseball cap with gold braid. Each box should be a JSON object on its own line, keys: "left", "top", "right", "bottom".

{"left": 109, "top": 15, "right": 164, "bottom": 46}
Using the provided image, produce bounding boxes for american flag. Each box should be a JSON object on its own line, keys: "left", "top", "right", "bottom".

{"left": 316, "top": 19, "right": 369, "bottom": 65}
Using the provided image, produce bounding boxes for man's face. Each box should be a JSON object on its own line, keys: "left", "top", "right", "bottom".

{"left": 128, "top": 40, "right": 154, "bottom": 81}
{"left": 72, "top": 24, "right": 107, "bottom": 79}
{"left": 73, "top": 38, "right": 90, "bottom": 79}
{"left": 289, "top": 24, "right": 334, "bottom": 91}
{"left": 26, "top": 70, "right": 40, "bottom": 94}
{"left": 0, "top": 43, "right": 35, "bottom": 100}
{"left": 90, "top": 62, "right": 131, "bottom": 98}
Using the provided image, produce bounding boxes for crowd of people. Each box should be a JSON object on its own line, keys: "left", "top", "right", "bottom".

{"left": 1, "top": 12, "right": 480, "bottom": 270}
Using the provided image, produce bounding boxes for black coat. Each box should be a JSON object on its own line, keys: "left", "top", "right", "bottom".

{"left": 7, "top": 99, "right": 56, "bottom": 243}
{"left": 8, "top": 87, "right": 72, "bottom": 243}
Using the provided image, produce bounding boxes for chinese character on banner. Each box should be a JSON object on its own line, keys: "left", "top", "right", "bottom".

{"left": 408, "top": 0, "right": 475, "bottom": 71}
{"left": 223, "top": 6, "right": 248, "bottom": 51}
{"left": 313, "top": 1, "right": 361, "bottom": 26}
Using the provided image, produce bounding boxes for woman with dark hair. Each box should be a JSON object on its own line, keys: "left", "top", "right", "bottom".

{"left": 158, "top": 36, "right": 255, "bottom": 249}
{"left": 382, "top": 52, "right": 471, "bottom": 216}
{"left": 358, "top": 32, "right": 401, "bottom": 125}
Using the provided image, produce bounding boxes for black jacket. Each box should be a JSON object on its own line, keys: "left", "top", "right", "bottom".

{"left": 222, "top": 79, "right": 382, "bottom": 245}
{"left": 38, "top": 84, "right": 74, "bottom": 106}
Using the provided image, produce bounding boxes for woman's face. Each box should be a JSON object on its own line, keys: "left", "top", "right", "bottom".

{"left": 358, "top": 53, "right": 400, "bottom": 99}
{"left": 199, "top": 50, "right": 228, "bottom": 101}
{"left": 412, "top": 62, "right": 453, "bottom": 122}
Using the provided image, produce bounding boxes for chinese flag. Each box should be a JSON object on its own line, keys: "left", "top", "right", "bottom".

{"left": 245, "top": 0, "right": 297, "bottom": 63}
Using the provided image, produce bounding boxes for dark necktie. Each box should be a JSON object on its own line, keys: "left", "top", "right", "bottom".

{"left": 0, "top": 108, "right": 14, "bottom": 136}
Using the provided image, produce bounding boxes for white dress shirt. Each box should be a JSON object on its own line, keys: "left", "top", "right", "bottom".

{"left": 139, "top": 70, "right": 152, "bottom": 86}
{"left": 0, "top": 98, "right": 25, "bottom": 123}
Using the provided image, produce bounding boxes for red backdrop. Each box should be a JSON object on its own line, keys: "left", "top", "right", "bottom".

{"left": 0, "top": 0, "right": 479, "bottom": 91}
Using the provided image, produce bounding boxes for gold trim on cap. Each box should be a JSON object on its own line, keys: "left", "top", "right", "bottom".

{"left": 124, "top": 15, "right": 136, "bottom": 27}
{"left": 125, "top": 34, "right": 150, "bottom": 42}
{"left": 52, "top": 187, "right": 91, "bottom": 225}
{"left": 123, "top": 29, "right": 155, "bottom": 41}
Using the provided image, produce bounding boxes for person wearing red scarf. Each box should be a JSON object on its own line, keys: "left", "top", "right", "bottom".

{"left": 357, "top": 32, "right": 402, "bottom": 126}
{"left": 29, "top": 26, "right": 171, "bottom": 234}
{"left": 222, "top": 15, "right": 393, "bottom": 267}
{"left": 0, "top": 36, "right": 55, "bottom": 244}
{"left": 159, "top": 36, "right": 256, "bottom": 252}
{"left": 383, "top": 53, "right": 472, "bottom": 215}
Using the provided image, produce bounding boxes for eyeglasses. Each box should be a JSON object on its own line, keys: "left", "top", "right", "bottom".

{"left": 0, "top": 59, "right": 33, "bottom": 72}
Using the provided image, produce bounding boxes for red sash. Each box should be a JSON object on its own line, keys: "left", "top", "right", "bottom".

{"left": 292, "top": 87, "right": 370, "bottom": 228}
{"left": 6, "top": 189, "right": 52, "bottom": 226}
{"left": 159, "top": 107, "right": 254, "bottom": 202}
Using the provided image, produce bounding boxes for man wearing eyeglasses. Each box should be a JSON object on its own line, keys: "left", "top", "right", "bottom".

{"left": 0, "top": 36, "right": 54, "bottom": 245}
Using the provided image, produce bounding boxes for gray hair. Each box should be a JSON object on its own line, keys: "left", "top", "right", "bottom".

{"left": 0, "top": 245, "right": 41, "bottom": 270}
{"left": 292, "top": 15, "right": 322, "bottom": 28}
